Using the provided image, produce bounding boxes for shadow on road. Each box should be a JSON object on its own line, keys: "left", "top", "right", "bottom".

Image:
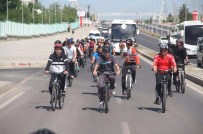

{"left": 82, "top": 92, "right": 98, "bottom": 96}
{"left": 41, "top": 90, "right": 50, "bottom": 93}
{"left": 31, "top": 128, "right": 56, "bottom": 134}
{"left": 138, "top": 107, "right": 162, "bottom": 113}
{"left": 35, "top": 106, "right": 53, "bottom": 111}
{"left": 113, "top": 95, "right": 126, "bottom": 100}
{"left": 82, "top": 107, "right": 103, "bottom": 113}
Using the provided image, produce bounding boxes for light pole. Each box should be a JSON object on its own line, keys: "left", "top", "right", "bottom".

{"left": 22, "top": 2, "right": 24, "bottom": 23}
{"left": 33, "top": 3, "right": 35, "bottom": 24}
{"left": 7, "top": 0, "right": 8, "bottom": 21}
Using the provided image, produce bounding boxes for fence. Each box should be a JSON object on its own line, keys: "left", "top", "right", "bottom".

{"left": 0, "top": 21, "right": 79, "bottom": 38}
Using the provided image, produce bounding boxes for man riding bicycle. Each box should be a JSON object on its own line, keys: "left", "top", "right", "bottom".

{"left": 152, "top": 43, "right": 177, "bottom": 105}
{"left": 173, "top": 38, "right": 189, "bottom": 85}
{"left": 121, "top": 39, "right": 141, "bottom": 95}
{"left": 93, "top": 46, "right": 120, "bottom": 107}
{"left": 45, "top": 44, "right": 69, "bottom": 101}
{"left": 63, "top": 38, "right": 77, "bottom": 78}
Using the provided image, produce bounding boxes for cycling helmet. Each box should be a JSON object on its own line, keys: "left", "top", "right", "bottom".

{"left": 66, "top": 38, "right": 72, "bottom": 44}
{"left": 102, "top": 46, "right": 111, "bottom": 53}
{"left": 54, "top": 44, "right": 62, "bottom": 50}
{"left": 54, "top": 40, "right": 62, "bottom": 44}
{"left": 159, "top": 43, "right": 168, "bottom": 49}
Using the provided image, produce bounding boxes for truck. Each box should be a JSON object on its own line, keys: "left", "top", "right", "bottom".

{"left": 110, "top": 19, "right": 139, "bottom": 54}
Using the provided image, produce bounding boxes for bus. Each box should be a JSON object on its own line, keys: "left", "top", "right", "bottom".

{"left": 177, "top": 21, "right": 203, "bottom": 56}
{"left": 110, "top": 19, "right": 139, "bottom": 54}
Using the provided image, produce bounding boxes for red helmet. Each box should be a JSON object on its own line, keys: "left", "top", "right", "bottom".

{"left": 54, "top": 44, "right": 62, "bottom": 50}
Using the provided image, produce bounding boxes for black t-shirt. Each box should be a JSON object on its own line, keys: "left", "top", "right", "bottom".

{"left": 96, "top": 55, "right": 117, "bottom": 72}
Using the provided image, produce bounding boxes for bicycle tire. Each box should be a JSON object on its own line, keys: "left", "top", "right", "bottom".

{"left": 126, "top": 74, "right": 132, "bottom": 100}
{"left": 161, "top": 83, "right": 167, "bottom": 113}
{"left": 58, "top": 89, "right": 65, "bottom": 109}
{"left": 74, "top": 65, "right": 78, "bottom": 77}
{"left": 69, "top": 76, "right": 73, "bottom": 87}
{"left": 175, "top": 80, "right": 180, "bottom": 92}
{"left": 51, "top": 85, "right": 57, "bottom": 111}
{"left": 104, "top": 84, "right": 109, "bottom": 113}
{"left": 181, "top": 72, "right": 185, "bottom": 94}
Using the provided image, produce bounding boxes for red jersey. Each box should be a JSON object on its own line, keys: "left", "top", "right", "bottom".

{"left": 153, "top": 53, "right": 176, "bottom": 71}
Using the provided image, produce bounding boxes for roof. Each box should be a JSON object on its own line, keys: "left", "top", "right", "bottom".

{"left": 178, "top": 21, "right": 203, "bottom": 26}
{"left": 111, "top": 19, "right": 136, "bottom": 25}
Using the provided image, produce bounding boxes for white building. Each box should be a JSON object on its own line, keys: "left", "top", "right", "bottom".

{"left": 21, "top": 0, "right": 38, "bottom": 3}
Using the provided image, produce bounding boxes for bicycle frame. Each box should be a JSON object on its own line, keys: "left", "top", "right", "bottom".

{"left": 176, "top": 63, "right": 186, "bottom": 93}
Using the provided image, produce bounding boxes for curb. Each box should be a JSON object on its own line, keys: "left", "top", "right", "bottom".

{"left": 137, "top": 45, "right": 203, "bottom": 87}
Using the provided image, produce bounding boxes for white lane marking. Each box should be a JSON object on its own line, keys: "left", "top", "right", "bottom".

{"left": 186, "top": 83, "right": 203, "bottom": 95}
{"left": 20, "top": 70, "right": 42, "bottom": 85}
{"left": 121, "top": 122, "right": 130, "bottom": 134}
{"left": 0, "top": 88, "right": 16, "bottom": 99}
{"left": 0, "top": 91, "right": 24, "bottom": 110}
{"left": 140, "top": 54, "right": 203, "bottom": 95}
{"left": 115, "top": 98, "right": 122, "bottom": 104}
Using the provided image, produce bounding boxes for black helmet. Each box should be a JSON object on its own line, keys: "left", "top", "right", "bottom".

{"left": 102, "top": 46, "right": 111, "bottom": 53}
{"left": 54, "top": 40, "right": 62, "bottom": 44}
{"left": 126, "top": 39, "right": 133, "bottom": 46}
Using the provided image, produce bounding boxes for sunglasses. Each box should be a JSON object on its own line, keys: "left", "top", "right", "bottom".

{"left": 160, "top": 49, "right": 167, "bottom": 52}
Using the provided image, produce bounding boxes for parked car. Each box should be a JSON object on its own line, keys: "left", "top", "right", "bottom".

{"left": 158, "top": 36, "right": 168, "bottom": 45}
{"left": 197, "top": 37, "right": 203, "bottom": 67}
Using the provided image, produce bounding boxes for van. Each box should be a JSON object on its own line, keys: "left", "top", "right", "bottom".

{"left": 197, "top": 37, "right": 203, "bottom": 67}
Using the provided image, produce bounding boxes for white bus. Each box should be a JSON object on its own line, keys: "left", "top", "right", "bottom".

{"left": 110, "top": 19, "right": 139, "bottom": 54}
{"left": 177, "top": 21, "right": 203, "bottom": 56}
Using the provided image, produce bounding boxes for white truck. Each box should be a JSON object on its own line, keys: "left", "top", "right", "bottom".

{"left": 110, "top": 19, "right": 139, "bottom": 54}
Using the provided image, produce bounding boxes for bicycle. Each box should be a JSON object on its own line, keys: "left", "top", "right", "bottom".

{"left": 157, "top": 70, "right": 170, "bottom": 113}
{"left": 175, "top": 63, "right": 186, "bottom": 94}
{"left": 92, "top": 71, "right": 115, "bottom": 113}
{"left": 50, "top": 72, "right": 65, "bottom": 111}
{"left": 65, "top": 71, "right": 73, "bottom": 87}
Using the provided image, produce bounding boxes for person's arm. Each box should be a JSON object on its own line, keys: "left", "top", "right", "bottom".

{"left": 45, "top": 54, "right": 53, "bottom": 73}
{"left": 93, "top": 64, "right": 99, "bottom": 76}
{"left": 152, "top": 56, "right": 158, "bottom": 72}
{"left": 114, "top": 63, "right": 120, "bottom": 75}
{"left": 64, "top": 55, "right": 69, "bottom": 74}
{"left": 91, "top": 56, "right": 96, "bottom": 64}
{"left": 171, "top": 56, "right": 177, "bottom": 73}
{"left": 73, "top": 47, "right": 77, "bottom": 62}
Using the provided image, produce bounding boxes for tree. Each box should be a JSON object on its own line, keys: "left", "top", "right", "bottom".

{"left": 179, "top": 4, "right": 192, "bottom": 23}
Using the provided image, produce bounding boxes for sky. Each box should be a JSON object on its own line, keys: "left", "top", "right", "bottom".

{"left": 41, "top": 0, "right": 203, "bottom": 20}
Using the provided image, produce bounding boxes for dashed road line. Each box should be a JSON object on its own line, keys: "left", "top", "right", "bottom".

{"left": 0, "top": 91, "right": 24, "bottom": 110}
{"left": 121, "top": 122, "right": 130, "bottom": 134}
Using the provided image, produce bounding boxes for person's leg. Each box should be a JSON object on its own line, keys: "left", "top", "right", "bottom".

{"left": 98, "top": 74, "right": 105, "bottom": 102}
{"left": 154, "top": 73, "right": 162, "bottom": 104}
{"left": 49, "top": 74, "right": 56, "bottom": 95}
{"left": 122, "top": 67, "right": 127, "bottom": 94}
{"left": 131, "top": 66, "right": 136, "bottom": 83}
{"left": 60, "top": 74, "right": 66, "bottom": 94}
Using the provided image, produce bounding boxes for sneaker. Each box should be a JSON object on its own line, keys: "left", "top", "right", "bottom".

{"left": 110, "top": 89, "right": 116, "bottom": 95}
{"left": 122, "top": 90, "right": 127, "bottom": 95}
{"left": 62, "top": 90, "right": 66, "bottom": 96}
{"left": 154, "top": 99, "right": 161, "bottom": 105}
{"left": 71, "top": 75, "right": 74, "bottom": 79}
{"left": 99, "top": 101, "right": 103, "bottom": 108}
{"left": 168, "top": 91, "right": 173, "bottom": 97}
{"left": 133, "top": 80, "right": 137, "bottom": 84}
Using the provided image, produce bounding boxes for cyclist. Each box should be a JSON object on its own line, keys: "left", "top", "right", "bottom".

{"left": 93, "top": 46, "right": 120, "bottom": 107}
{"left": 93, "top": 38, "right": 104, "bottom": 53}
{"left": 152, "top": 43, "right": 177, "bottom": 105}
{"left": 45, "top": 44, "right": 69, "bottom": 100}
{"left": 75, "top": 39, "right": 84, "bottom": 68}
{"left": 51, "top": 40, "right": 66, "bottom": 55}
{"left": 121, "top": 39, "right": 141, "bottom": 95}
{"left": 102, "top": 39, "right": 116, "bottom": 56}
{"left": 89, "top": 38, "right": 95, "bottom": 57}
{"left": 63, "top": 38, "right": 77, "bottom": 78}
{"left": 91, "top": 46, "right": 103, "bottom": 81}
{"left": 173, "top": 38, "right": 189, "bottom": 85}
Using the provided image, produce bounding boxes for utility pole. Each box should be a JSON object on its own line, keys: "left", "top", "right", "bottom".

{"left": 7, "top": 0, "right": 8, "bottom": 21}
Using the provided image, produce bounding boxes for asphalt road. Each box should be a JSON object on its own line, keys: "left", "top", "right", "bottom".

{"left": 0, "top": 56, "right": 203, "bottom": 134}
{"left": 137, "top": 33, "right": 197, "bottom": 65}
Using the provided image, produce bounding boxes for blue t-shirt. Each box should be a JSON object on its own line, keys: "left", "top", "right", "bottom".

{"left": 92, "top": 52, "right": 100, "bottom": 62}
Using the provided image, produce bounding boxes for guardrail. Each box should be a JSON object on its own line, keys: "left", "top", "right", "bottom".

{"left": 0, "top": 21, "right": 79, "bottom": 39}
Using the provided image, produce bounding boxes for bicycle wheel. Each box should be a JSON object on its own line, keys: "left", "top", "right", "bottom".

{"left": 161, "top": 83, "right": 167, "bottom": 113}
{"left": 126, "top": 74, "right": 132, "bottom": 100}
{"left": 181, "top": 72, "right": 185, "bottom": 94}
{"left": 69, "top": 76, "right": 73, "bottom": 87}
{"left": 51, "top": 85, "right": 57, "bottom": 111}
{"left": 74, "top": 65, "right": 78, "bottom": 77}
{"left": 104, "top": 85, "right": 109, "bottom": 113}
{"left": 175, "top": 80, "right": 180, "bottom": 92}
{"left": 58, "top": 89, "right": 65, "bottom": 109}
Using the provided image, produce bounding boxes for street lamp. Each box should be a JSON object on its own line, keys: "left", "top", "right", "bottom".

{"left": 7, "top": 0, "right": 8, "bottom": 20}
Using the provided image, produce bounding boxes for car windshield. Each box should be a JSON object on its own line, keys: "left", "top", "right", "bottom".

{"left": 171, "top": 34, "right": 178, "bottom": 39}
{"left": 161, "top": 37, "right": 168, "bottom": 40}
{"left": 185, "top": 25, "right": 203, "bottom": 45}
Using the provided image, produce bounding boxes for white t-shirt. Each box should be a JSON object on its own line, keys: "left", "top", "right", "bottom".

{"left": 63, "top": 45, "right": 76, "bottom": 60}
